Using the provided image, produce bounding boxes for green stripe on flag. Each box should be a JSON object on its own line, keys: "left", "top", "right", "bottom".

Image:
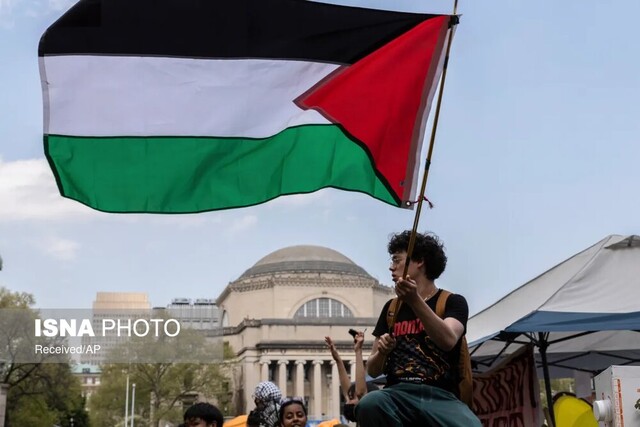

{"left": 45, "top": 125, "right": 399, "bottom": 213}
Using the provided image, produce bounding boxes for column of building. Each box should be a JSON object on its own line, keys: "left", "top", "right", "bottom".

{"left": 260, "top": 359, "right": 270, "bottom": 382}
{"left": 330, "top": 360, "right": 340, "bottom": 417}
{"left": 244, "top": 358, "right": 262, "bottom": 413}
{"left": 278, "top": 360, "right": 288, "bottom": 396}
{"left": 295, "top": 360, "right": 305, "bottom": 398}
{"left": 312, "top": 360, "right": 323, "bottom": 417}
{"left": 248, "top": 357, "right": 356, "bottom": 420}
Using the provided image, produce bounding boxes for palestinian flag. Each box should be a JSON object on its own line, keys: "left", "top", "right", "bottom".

{"left": 39, "top": 0, "right": 456, "bottom": 213}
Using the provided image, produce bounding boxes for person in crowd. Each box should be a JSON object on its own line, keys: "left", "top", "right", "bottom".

{"left": 249, "top": 380, "right": 282, "bottom": 427}
{"left": 246, "top": 409, "right": 262, "bottom": 427}
{"left": 278, "top": 397, "right": 308, "bottom": 427}
{"left": 356, "top": 230, "right": 481, "bottom": 426}
{"left": 182, "top": 402, "right": 224, "bottom": 427}
{"left": 325, "top": 330, "right": 377, "bottom": 424}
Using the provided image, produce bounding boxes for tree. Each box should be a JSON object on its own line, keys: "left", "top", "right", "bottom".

{"left": 8, "top": 363, "right": 88, "bottom": 427}
{"left": 89, "top": 335, "right": 236, "bottom": 427}
{"left": 0, "top": 287, "right": 34, "bottom": 309}
{"left": 0, "top": 287, "right": 89, "bottom": 427}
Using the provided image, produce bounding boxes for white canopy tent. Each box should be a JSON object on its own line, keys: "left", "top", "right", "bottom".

{"left": 466, "top": 234, "right": 640, "bottom": 425}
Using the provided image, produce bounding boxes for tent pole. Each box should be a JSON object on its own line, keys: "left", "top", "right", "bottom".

{"left": 538, "top": 332, "right": 555, "bottom": 427}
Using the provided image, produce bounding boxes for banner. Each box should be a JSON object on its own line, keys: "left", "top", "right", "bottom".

{"left": 472, "top": 345, "right": 540, "bottom": 427}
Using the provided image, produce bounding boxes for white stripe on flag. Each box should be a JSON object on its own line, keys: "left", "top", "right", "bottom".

{"left": 42, "top": 56, "right": 338, "bottom": 137}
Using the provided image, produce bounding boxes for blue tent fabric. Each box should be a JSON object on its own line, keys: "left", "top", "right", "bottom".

{"left": 505, "top": 311, "right": 640, "bottom": 332}
{"left": 468, "top": 234, "right": 640, "bottom": 349}
{"left": 466, "top": 235, "right": 640, "bottom": 424}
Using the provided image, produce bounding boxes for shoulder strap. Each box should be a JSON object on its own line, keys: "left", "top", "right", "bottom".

{"left": 436, "top": 289, "right": 474, "bottom": 406}
{"left": 386, "top": 298, "right": 399, "bottom": 330}
{"left": 435, "top": 289, "right": 451, "bottom": 319}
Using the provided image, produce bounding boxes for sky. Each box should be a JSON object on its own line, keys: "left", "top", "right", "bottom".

{"left": 0, "top": 0, "right": 639, "bottom": 317}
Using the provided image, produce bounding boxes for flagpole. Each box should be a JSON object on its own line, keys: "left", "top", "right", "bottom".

{"left": 394, "top": 0, "right": 459, "bottom": 327}
{"left": 130, "top": 383, "right": 136, "bottom": 427}
{"left": 124, "top": 374, "right": 130, "bottom": 427}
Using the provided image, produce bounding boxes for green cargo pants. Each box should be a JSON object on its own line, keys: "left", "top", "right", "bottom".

{"left": 355, "top": 382, "right": 481, "bottom": 427}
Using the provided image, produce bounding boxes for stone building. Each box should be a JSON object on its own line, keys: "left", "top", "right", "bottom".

{"left": 156, "top": 297, "right": 220, "bottom": 331}
{"left": 71, "top": 363, "right": 102, "bottom": 401}
{"left": 216, "top": 245, "right": 394, "bottom": 419}
{"left": 80, "top": 292, "right": 151, "bottom": 365}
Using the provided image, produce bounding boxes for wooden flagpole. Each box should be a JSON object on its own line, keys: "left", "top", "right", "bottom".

{"left": 393, "top": 0, "right": 459, "bottom": 328}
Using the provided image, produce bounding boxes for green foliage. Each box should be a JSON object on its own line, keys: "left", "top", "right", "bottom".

{"left": 0, "top": 287, "right": 90, "bottom": 426}
{"left": 0, "top": 287, "right": 35, "bottom": 309}
{"left": 86, "top": 365, "right": 129, "bottom": 427}
{"left": 7, "top": 364, "right": 88, "bottom": 427}
{"left": 89, "top": 362, "right": 232, "bottom": 427}
{"left": 8, "top": 395, "right": 58, "bottom": 426}
{"left": 539, "top": 377, "right": 576, "bottom": 407}
{"left": 89, "top": 333, "right": 236, "bottom": 427}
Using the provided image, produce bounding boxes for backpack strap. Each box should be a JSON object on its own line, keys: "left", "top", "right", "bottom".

{"left": 386, "top": 297, "right": 399, "bottom": 331}
{"left": 436, "top": 289, "right": 474, "bottom": 407}
{"left": 435, "top": 289, "right": 451, "bottom": 319}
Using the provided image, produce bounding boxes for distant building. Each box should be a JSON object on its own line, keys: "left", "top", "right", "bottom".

{"left": 81, "top": 292, "right": 151, "bottom": 365}
{"left": 216, "top": 245, "right": 393, "bottom": 419}
{"left": 71, "top": 363, "right": 102, "bottom": 402}
{"left": 92, "top": 292, "right": 151, "bottom": 310}
{"left": 154, "top": 297, "right": 220, "bottom": 332}
{"left": 78, "top": 246, "right": 395, "bottom": 422}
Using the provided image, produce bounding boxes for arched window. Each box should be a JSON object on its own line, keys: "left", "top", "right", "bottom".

{"left": 294, "top": 298, "right": 353, "bottom": 318}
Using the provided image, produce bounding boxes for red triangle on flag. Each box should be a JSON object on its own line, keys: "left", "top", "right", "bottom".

{"left": 298, "top": 15, "right": 450, "bottom": 205}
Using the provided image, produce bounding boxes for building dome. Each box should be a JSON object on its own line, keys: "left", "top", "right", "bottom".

{"left": 239, "top": 245, "right": 372, "bottom": 279}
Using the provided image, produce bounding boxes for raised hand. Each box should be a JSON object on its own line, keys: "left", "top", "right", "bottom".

{"left": 354, "top": 331, "right": 364, "bottom": 352}
{"left": 324, "top": 336, "right": 340, "bottom": 360}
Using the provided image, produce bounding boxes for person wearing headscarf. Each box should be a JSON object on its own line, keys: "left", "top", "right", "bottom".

{"left": 248, "top": 381, "right": 282, "bottom": 427}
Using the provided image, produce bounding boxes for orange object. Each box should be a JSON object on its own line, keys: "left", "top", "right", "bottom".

{"left": 316, "top": 419, "right": 341, "bottom": 427}
{"left": 223, "top": 414, "right": 248, "bottom": 427}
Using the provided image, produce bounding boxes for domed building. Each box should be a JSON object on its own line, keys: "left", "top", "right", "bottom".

{"left": 216, "top": 245, "right": 394, "bottom": 419}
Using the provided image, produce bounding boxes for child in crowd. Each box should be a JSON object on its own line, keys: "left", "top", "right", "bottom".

{"left": 278, "top": 397, "right": 308, "bottom": 427}
{"left": 182, "top": 402, "right": 223, "bottom": 427}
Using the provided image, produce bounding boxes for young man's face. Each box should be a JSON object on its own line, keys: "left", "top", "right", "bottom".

{"left": 389, "top": 251, "right": 423, "bottom": 282}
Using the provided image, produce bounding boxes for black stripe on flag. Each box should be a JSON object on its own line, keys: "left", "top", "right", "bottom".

{"left": 39, "top": 0, "right": 440, "bottom": 65}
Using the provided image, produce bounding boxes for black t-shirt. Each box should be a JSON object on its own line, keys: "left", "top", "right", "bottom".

{"left": 372, "top": 290, "right": 469, "bottom": 396}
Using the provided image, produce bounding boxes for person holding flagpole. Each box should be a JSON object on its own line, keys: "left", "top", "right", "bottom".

{"left": 356, "top": 230, "right": 480, "bottom": 426}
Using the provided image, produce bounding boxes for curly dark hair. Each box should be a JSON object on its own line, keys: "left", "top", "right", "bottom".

{"left": 183, "top": 402, "right": 223, "bottom": 426}
{"left": 387, "top": 230, "right": 447, "bottom": 280}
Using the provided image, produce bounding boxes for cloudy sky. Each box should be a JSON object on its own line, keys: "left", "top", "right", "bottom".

{"left": 1, "top": 0, "right": 639, "bottom": 316}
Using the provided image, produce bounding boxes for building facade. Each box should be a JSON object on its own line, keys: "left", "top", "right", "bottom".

{"left": 155, "top": 297, "right": 220, "bottom": 331}
{"left": 80, "top": 292, "right": 151, "bottom": 365}
{"left": 216, "top": 245, "right": 393, "bottom": 419}
{"left": 71, "top": 363, "right": 102, "bottom": 402}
